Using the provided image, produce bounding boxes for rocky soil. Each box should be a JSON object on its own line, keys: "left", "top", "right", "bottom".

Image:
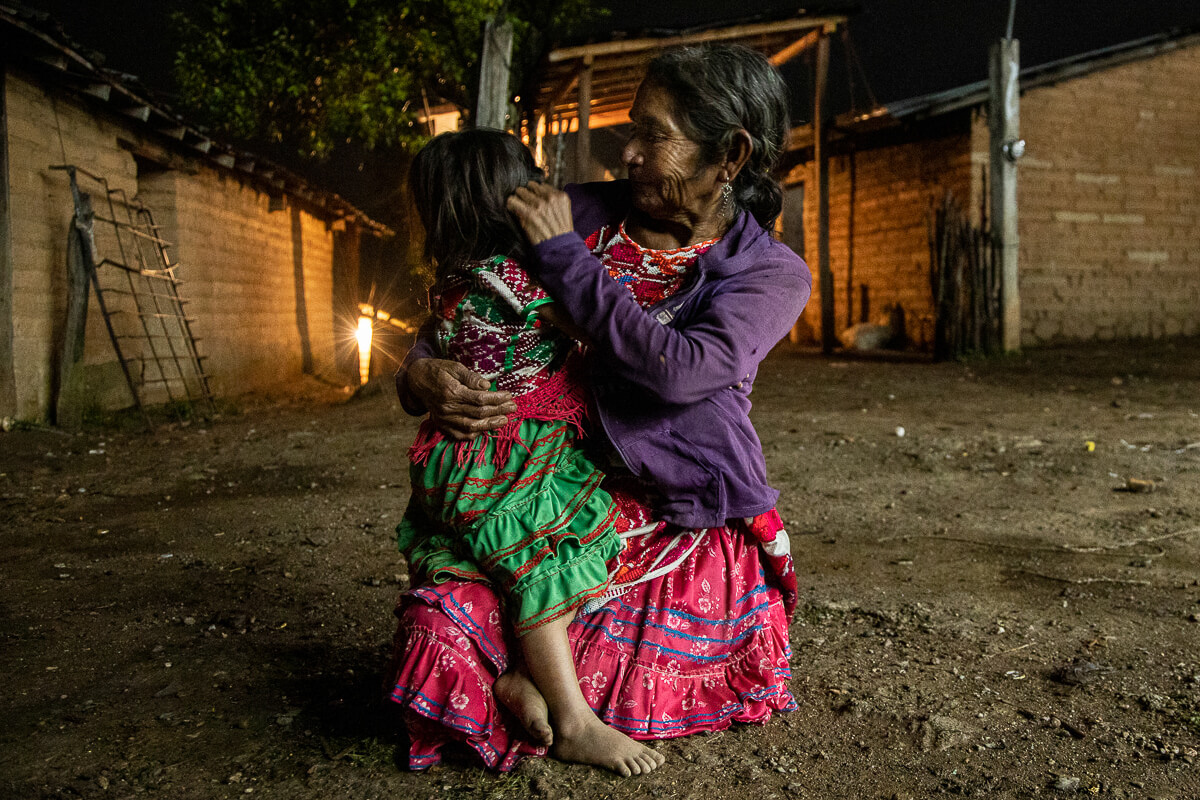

{"left": 2, "top": 338, "right": 1198, "bottom": 799}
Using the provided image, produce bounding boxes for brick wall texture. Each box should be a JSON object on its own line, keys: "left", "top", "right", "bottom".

{"left": 1011, "top": 42, "right": 1200, "bottom": 344}
{"left": 784, "top": 134, "right": 974, "bottom": 348}
{"left": 3, "top": 69, "right": 342, "bottom": 421}
{"left": 781, "top": 39, "right": 1200, "bottom": 349}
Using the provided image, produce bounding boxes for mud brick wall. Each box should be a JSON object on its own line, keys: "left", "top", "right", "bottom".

{"left": 4, "top": 69, "right": 140, "bottom": 420}
{"left": 3, "top": 69, "right": 342, "bottom": 421}
{"left": 1013, "top": 43, "right": 1200, "bottom": 344}
{"left": 784, "top": 133, "right": 974, "bottom": 348}
{"left": 140, "top": 171, "right": 339, "bottom": 398}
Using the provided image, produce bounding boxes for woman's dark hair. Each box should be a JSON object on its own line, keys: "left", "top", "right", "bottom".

{"left": 644, "top": 44, "right": 790, "bottom": 229}
{"left": 408, "top": 129, "right": 543, "bottom": 276}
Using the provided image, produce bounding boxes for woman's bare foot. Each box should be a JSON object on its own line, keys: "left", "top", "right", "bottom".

{"left": 494, "top": 670, "right": 552, "bottom": 747}
{"left": 553, "top": 714, "right": 666, "bottom": 777}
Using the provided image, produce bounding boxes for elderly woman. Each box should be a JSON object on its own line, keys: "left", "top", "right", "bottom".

{"left": 388, "top": 43, "right": 811, "bottom": 773}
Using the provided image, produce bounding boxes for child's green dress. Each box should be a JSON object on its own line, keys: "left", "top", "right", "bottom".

{"left": 396, "top": 255, "right": 620, "bottom": 636}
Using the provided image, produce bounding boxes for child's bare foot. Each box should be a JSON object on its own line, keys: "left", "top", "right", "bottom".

{"left": 494, "top": 670, "right": 552, "bottom": 747}
{"left": 553, "top": 714, "right": 666, "bottom": 777}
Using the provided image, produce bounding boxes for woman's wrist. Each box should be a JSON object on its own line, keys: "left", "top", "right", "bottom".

{"left": 394, "top": 362, "right": 428, "bottom": 416}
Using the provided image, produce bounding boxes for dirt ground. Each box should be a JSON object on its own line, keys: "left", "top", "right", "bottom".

{"left": 2, "top": 338, "right": 1199, "bottom": 800}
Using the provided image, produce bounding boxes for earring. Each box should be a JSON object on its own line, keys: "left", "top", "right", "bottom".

{"left": 721, "top": 183, "right": 734, "bottom": 215}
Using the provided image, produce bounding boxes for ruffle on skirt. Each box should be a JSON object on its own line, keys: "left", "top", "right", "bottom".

{"left": 386, "top": 522, "right": 796, "bottom": 771}
{"left": 399, "top": 418, "right": 622, "bottom": 636}
{"left": 388, "top": 591, "right": 546, "bottom": 771}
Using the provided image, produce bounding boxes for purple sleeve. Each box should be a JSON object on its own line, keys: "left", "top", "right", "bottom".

{"left": 393, "top": 317, "right": 439, "bottom": 415}
{"left": 531, "top": 233, "right": 810, "bottom": 405}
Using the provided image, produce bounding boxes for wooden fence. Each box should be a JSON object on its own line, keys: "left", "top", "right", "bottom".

{"left": 928, "top": 191, "right": 1001, "bottom": 360}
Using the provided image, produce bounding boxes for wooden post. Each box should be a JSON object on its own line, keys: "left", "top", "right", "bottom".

{"left": 814, "top": 31, "right": 835, "bottom": 353}
{"left": 290, "top": 205, "right": 313, "bottom": 375}
{"left": 533, "top": 113, "right": 546, "bottom": 166}
{"left": 575, "top": 55, "right": 593, "bottom": 182}
{"left": 476, "top": 15, "right": 514, "bottom": 129}
{"left": 990, "top": 38, "right": 1021, "bottom": 351}
{"left": 533, "top": 71, "right": 580, "bottom": 169}
{"left": 56, "top": 214, "right": 92, "bottom": 426}
{"left": 846, "top": 150, "right": 856, "bottom": 328}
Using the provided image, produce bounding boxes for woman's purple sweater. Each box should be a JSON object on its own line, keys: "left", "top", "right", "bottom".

{"left": 400, "top": 180, "right": 811, "bottom": 528}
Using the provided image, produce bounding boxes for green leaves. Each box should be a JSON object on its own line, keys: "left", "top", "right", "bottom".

{"left": 172, "top": 0, "right": 603, "bottom": 161}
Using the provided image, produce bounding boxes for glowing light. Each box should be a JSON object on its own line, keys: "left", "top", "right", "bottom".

{"left": 356, "top": 316, "right": 373, "bottom": 385}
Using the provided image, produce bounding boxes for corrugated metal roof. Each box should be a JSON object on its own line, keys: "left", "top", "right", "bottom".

{"left": 852, "top": 24, "right": 1200, "bottom": 128}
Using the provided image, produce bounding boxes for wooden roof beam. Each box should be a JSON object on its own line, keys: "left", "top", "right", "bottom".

{"left": 534, "top": 68, "right": 581, "bottom": 123}
{"left": 769, "top": 29, "right": 821, "bottom": 67}
{"left": 122, "top": 105, "right": 151, "bottom": 122}
{"left": 548, "top": 15, "right": 845, "bottom": 63}
{"left": 586, "top": 109, "right": 635, "bottom": 129}
{"left": 81, "top": 83, "right": 111, "bottom": 101}
{"left": 544, "top": 50, "right": 656, "bottom": 79}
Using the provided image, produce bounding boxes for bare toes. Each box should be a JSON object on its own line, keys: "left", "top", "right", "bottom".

{"left": 637, "top": 752, "right": 659, "bottom": 773}
{"left": 532, "top": 720, "right": 553, "bottom": 747}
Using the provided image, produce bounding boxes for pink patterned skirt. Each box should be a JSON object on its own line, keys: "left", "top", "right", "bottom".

{"left": 385, "top": 500, "right": 798, "bottom": 771}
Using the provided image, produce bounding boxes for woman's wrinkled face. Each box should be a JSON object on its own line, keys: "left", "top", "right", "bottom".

{"left": 622, "top": 82, "right": 721, "bottom": 222}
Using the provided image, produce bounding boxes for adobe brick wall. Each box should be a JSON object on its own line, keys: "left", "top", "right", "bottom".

{"left": 1009, "top": 42, "right": 1200, "bottom": 344}
{"left": 3, "top": 68, "right": 344, "bottom": 421}
{"left": 4, "top": 68, "right": 139, "bottom": 420}
{"left": 782, "top": 41, "right": 1199, "bottom": 351}
{"left": 142, "top": 170, "right": 339, "bottom": 397}
{"left": 784, "top": 133, "right": 974, "bottom": 348}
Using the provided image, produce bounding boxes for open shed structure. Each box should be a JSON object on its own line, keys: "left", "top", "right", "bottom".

{"left": 0, "top": 5, "right": 390, "bottom": 424}
{"left": 518, "top": 9, "right": 848, "bottom": 186}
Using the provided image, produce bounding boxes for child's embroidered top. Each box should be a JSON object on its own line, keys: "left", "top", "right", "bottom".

{"left": 431, "top": 254, "right": 566, "bottom": 397}
{"left": 410, "top": 255, "right": 587, "bottom": 468}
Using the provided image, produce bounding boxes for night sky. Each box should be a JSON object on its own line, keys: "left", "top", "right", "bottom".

{"left": 21, "top": 0, "right": 1199, "bottom": 104}
{"left": 598, "top": 1, "right": 1199, "bottom": 107}
{"left": 14, "top": 0, "right": 1199, "bottom": 211}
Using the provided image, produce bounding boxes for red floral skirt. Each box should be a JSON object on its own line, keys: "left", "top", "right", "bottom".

{"left": 385, "top": 495, "right": 797, "bottom": 771}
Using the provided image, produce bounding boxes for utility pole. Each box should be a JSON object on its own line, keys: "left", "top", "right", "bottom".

{"left": 991, "top": 4, "right": 1023, "bottom": 351}
{"left": 476, "top": 12, "right": 513, "bottom": 130}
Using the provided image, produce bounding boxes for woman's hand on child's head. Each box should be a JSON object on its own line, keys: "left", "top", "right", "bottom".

{"left": 507, "top": 181, "right": 574, "bottom": 246}
{"left": 406, "top": 359, "right": 516, "bottom": 441}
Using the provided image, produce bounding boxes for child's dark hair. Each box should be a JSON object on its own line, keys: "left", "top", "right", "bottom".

{"left": 409, "top": 129, "right": 543, "bottom": 277}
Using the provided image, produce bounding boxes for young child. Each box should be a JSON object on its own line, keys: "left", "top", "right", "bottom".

{"left": 396, "top": 129, "right": 665, "bottom": 777}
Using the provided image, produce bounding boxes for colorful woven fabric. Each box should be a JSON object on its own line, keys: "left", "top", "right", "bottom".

{"left": 388, "top": 502, "right": 795, "bottom": 771}
{"left": 398, "top": 254, "right": 621, "bottom": 636}
{"left": 407, "top": 357, "right": 590, "bottom": 471}
{"left": 584, "top": 222, "right": 718, "bottom": 308}
{"left": 398, "top": 416, "right": 622, "bottom": 636}
{"left": 430, "top": 254, "right": 567, "bottom": 397}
